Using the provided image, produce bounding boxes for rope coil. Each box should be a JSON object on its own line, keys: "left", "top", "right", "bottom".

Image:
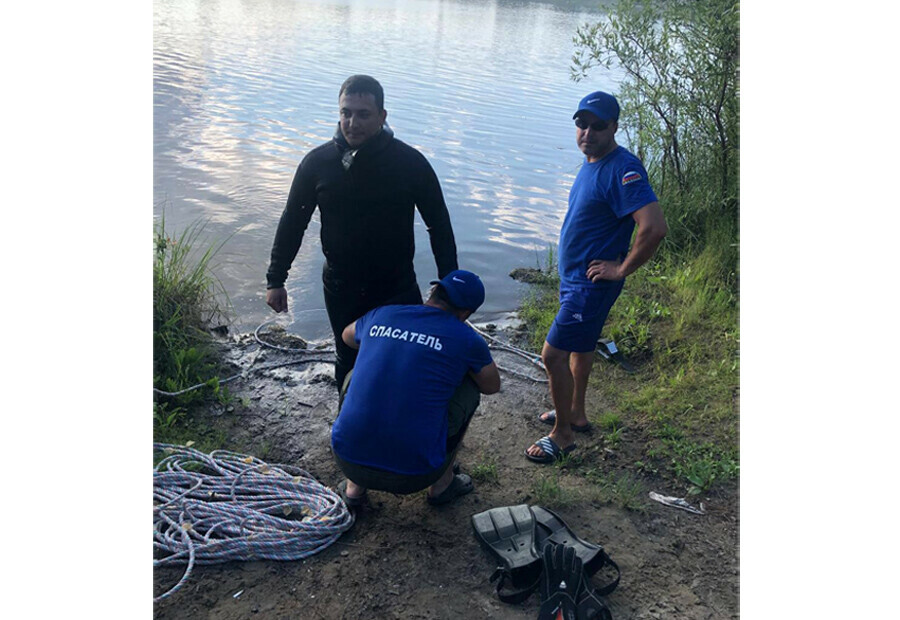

{"left": 153, "top": 443, "right": 354, "bottom": 602}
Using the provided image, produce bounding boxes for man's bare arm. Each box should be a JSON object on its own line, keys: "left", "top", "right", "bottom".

{"left": 342, "top": 322, "right": 359, "bottom": 350}
{"left": 470, "top": 362, "right": 501, "bottom": 395}
{"left": 586, "top": 201, "right": 667, "bottom": 282}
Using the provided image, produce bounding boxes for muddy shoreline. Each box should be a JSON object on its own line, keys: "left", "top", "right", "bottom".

{"left": 154, "top": 321, "right": 738, "bottom": 619}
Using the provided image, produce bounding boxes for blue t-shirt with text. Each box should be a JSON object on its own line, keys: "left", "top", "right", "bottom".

{"left": 558, "top": 146, "right": 658, "bottom": 288}
{"left": 331, "top": 305, "right": 493, "bottom": 476}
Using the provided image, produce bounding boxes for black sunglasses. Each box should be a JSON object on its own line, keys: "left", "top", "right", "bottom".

{"left": 574, "top": 117, "right": 610, "bottom": 132}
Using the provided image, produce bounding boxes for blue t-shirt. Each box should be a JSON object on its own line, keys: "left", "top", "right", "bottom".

{"left": 331, "top": 305, "right": 494, "bottom": 476}
{"left": 558, "top": 146, "right": 658, "bottom": 288}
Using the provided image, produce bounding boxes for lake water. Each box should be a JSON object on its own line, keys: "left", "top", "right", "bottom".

{"left": 154, "top": 0, "right": 617, "bottom": 340}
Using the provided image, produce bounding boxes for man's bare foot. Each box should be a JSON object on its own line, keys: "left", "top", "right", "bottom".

{"left": 525, "top": 430, "right": 575, "bottom": 459}
{"left": 524, "top": 434, "right": 577, "bottom": 464}
{"left": 538, "top": 409, "right": 592, "bottom": 430}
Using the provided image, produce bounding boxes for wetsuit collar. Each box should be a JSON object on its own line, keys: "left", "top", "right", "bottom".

{"left": 334, "top": 123, "right": 394, "bottom": 169}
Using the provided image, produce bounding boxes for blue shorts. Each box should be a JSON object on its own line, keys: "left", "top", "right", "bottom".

{"left": 546, "top": 282, "right": 624, "bottom": 353}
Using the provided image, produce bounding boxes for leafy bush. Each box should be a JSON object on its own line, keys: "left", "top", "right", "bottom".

{"left": 572, "top": 0, "right": 739, "bottom": 262}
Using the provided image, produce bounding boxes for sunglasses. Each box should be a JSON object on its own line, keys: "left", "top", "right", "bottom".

{"left": 574, "top": 117, "right": 610, "bottom": 132}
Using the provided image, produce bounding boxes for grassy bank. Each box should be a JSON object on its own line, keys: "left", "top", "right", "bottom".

{"left": 153, "top": 217, "right": 232, "bottom": 444}
{"left": 518, "top": 238, "right": 739, "bottom": 498}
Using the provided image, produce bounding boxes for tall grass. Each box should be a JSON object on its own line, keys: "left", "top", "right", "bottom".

{"left": 153, "top": 216, "right": 232, "bottom": 431}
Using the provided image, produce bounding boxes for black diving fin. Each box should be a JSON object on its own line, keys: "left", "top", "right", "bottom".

{"left": 471, "top": 504, "right": 543, "bottom": 603}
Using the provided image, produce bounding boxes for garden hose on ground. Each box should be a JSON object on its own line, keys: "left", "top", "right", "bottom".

{"left": 153, "top": 443, "right": 354, "bottom": 602}
{"left": 466, "top": 320, "right": 548, "bottom": 383}
{"left": 153, "top": 315, "right": 549, "bottom": 399}
{"left": 152, "top": 319, "right": 335, "bottom": 398}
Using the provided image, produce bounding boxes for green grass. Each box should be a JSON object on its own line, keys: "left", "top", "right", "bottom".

{"left": 152, "top": 414, "right": 229, "bottom": 457}
{"left": 596, "top": 412, "right": 624, "bottom": 448}
{"left": 470, "top": 454, "right": 500, "bottom": 484}
{"left": 517, "top": 248, "right": 561, "bottom": 352}
{"left": 517, "top": 232, "right": 739, "bottom": 496}
{"left": 154, "top": 216, "right": 233, "bottom": 440}
{"left": 530, "top": 470, "right": 579, "bottom": 508}
{"left": 584, "top": 469, "right": 648, "bottom": 512}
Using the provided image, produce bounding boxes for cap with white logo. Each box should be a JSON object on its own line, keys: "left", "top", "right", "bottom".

{"left": 430, "top": 269, "right": 485, "bottom": 311}
{"left": 573, "top": 90, "right": 619, "bottom": 122}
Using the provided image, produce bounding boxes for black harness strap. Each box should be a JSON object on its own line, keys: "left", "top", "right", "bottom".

{"left": 490, "top": 567, "right": 541, "bottom": 605}
{"left": 591, "top": 551, "right": 621, "bottom": 597}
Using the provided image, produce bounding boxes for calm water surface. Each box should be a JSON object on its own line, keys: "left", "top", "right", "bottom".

{"left": 154, "top": 0, "right": 616, "bottom": 339}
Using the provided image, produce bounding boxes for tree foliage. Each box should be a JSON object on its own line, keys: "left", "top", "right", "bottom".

{"left": 572, "top": 0, "right": 739, "bottom": 255}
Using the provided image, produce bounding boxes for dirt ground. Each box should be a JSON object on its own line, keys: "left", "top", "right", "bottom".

{"left": 154, "top": 323, "right": 739, "bottom": 619}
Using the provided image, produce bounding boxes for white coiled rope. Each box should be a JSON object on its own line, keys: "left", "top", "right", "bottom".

{"left": 153, "top": 443, "right": 354, "bottom": 602}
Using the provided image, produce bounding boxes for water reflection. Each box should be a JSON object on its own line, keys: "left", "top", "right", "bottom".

{"left": 154, "top": 0, "right": 615, "bottom": 338}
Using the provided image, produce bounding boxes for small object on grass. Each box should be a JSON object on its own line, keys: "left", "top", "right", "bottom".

{"left": 233, "top": 590, "right": 244, "bottom": 599}
{"left": 648, "top": 491, "right": 706, "bottom": 515}
{"left": 596, "top": 338, "right": 635, "bottom": 373}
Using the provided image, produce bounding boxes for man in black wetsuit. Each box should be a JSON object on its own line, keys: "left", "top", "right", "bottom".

{"left": 265, "top": 75, "right": 459, "bottom": 390}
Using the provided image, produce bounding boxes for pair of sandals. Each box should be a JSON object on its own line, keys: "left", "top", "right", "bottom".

{"left": 526, "top": 410, "right": 592, "bottom": 464}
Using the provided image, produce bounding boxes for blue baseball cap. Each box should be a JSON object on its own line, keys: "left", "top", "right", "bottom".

{"left": 430, "top": 270, "right": 485, "bottom": 312}
{"left": 573, "top": 91, "right": 619, "bottom": 122}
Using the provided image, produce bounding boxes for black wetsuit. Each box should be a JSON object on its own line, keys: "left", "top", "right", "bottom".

{"left": 266, "top": 126, "right": 458, "bottom": 389}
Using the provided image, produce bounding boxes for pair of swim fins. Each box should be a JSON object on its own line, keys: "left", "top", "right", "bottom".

{"left": 471, "top": 504, "right": 620, "bottom": 606}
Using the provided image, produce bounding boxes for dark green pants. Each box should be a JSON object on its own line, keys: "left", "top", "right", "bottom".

{"left": 334, "top": 372, "right": 481, "bottom": 494}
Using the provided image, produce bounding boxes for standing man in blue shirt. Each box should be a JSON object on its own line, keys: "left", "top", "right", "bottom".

{"left": 332, "top": 270, "right": 501, "bottom": 506}
{"left": 526, "top": 91, "right": 668, "bottom": 464}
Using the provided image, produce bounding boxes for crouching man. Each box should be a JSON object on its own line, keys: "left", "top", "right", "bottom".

{"left": 331, "top": 270, "right": 501, "bottom": 507}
